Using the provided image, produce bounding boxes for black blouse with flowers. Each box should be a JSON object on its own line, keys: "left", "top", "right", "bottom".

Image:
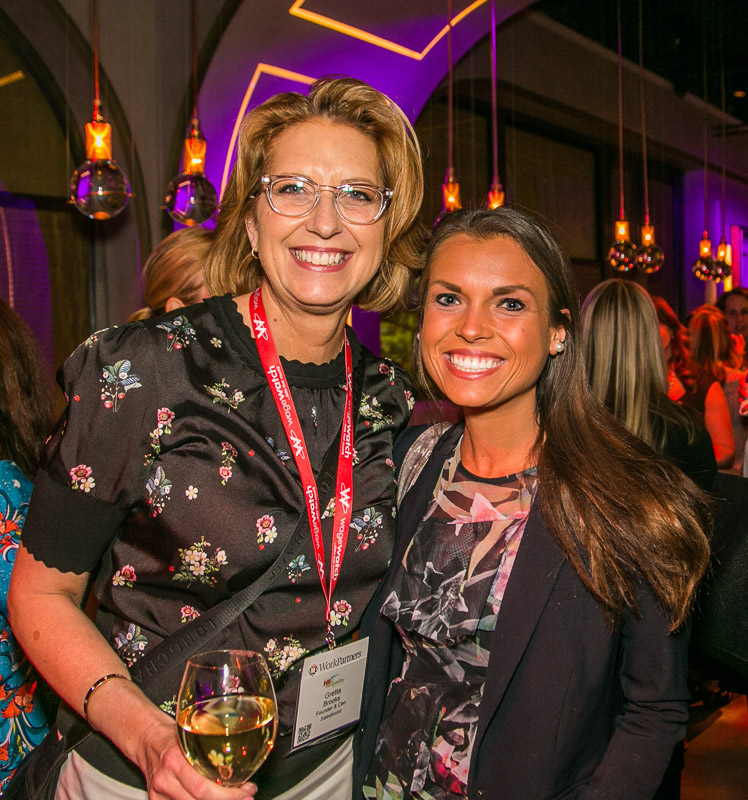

{"left": 22, "top": 294, "right": 413, "bottom": 790}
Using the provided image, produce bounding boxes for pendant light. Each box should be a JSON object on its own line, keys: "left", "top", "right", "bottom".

{"left": 436, "top": 0, "right": 461, "bottom": 226}
{"left": 486, "top": 0, "right": 504, "bottom": 209}
{"left": 634, "top": 1, "right": 664, "bottom": 274}
{"left": 69, "top": 0, "right": 131, "bottom": 220}
{"left": 163, "top": 0, "right": 218, "bottom": 225}
{"left": 608, "top": 1, "right": 635, "bottom": 272}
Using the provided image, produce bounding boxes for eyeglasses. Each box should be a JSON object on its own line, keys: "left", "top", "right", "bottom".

{"left": 259, "top": 175, "right": 393, "bottom": 225}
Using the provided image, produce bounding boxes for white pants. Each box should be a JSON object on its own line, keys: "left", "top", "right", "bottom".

{"left": 55, "top": 735, "right": 353, "bottom": 800}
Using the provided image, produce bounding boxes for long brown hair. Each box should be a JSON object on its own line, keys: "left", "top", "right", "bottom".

{"left": 688, "top": 304, "right": 737, "bottom": 382}
{"left": 651, "top": 295, "right": 697, "bottom": 392}
{"left": 205, "top": 77, "right": 425, "bottom": 314}
{"left": 414, "top": 208, "right": 710, "bottom": 630}
{"left": 0, "top": 300, "right": 54, "bottom": 478}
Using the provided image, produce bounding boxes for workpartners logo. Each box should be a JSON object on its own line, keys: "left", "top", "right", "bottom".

{"left": 315, "top": 651, "right": 363, "bottom": 671}
{"left": 323, "top": 674, "right": 344, "bottom": 688}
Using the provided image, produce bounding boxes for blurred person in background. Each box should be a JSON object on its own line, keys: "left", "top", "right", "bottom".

{"left": 716, "top": 286, "right": 748, "bottom": 368}
{"left": 689, "top": 304, "right": 746, "bottom": 472}
{"left": 581, "top": 280, "right": 716, "bottom": 491}
{"left": 128, "top": 226, "right": 213, "bottom": 322}
{"left": 0, "top": 299, "right": 53, "bottom": 791}
{"left": 652, "top": 295, "right": 734, "bottom": 470}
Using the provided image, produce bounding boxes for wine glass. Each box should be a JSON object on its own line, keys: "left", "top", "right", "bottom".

{"left": 177, "top": 650, "right": 278, "bottom": 786}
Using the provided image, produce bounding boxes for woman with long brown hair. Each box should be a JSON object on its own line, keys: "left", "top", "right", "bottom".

{"left": 0, "top": 300, "right": 53, "bottom": 790}
{"left": 653, "top": 295, "right": 734, "bottom": 469}
{"left": 354, "top": 208, "right": 711, "bottom": 800}
{"left": 689, "top": 304, "right": 747, "bottom": 471}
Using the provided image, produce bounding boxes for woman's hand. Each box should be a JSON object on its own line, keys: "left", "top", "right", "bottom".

{"left": 137, "top": 713, "right": 257, "bottom": 800}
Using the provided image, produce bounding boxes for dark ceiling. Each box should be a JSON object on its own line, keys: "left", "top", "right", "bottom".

{"left": 537, "top": 0, "right": 748, "bottom": 126}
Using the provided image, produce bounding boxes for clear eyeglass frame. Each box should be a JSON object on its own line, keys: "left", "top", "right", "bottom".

{"left": 259, "top": 174, "right": 393, "bottom": 225}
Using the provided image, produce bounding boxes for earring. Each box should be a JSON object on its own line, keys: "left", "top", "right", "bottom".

{"left": 251, "top": 246, "right": 259, "bottom": 260}
{"left": 555, "top": 341, "right": 565, "bottom": 353}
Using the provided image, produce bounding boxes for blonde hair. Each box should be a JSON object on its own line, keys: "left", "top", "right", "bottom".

{"left": 581, "top": 280, "right": 669, "bottom": 447}
{"left": 129, "top": 227, "right": 213, "bottom": 321}
{"left": 205, "top": 77, "right": 424, "bottom": 314}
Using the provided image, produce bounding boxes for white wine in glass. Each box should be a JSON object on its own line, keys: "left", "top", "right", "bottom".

{"left": 177, "top": 650, "right": 278, "bottom": 786}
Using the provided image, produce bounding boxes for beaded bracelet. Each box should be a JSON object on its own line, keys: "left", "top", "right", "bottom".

{"left": 83, "top": 673, "right": 129, "bottom": 723}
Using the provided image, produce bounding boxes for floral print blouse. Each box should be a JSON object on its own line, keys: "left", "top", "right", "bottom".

{"left": 22, "top": 295, "right": 412, "bottom": 790}
{"left": 364, "top": 441, "right": 537, "bottom": 800}
{"left": 0, "top": 461, "right": 49, "bottom": 791}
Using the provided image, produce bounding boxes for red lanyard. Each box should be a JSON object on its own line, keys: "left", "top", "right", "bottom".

{"left": 250, "top": 288, "right": 354, "bottom": 647}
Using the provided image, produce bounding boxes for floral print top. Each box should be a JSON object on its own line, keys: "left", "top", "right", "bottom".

{"left": 22, "top": 295, "right": 412, "bottom": 793}
{"left": 0, "top": 461, "right": 49, "bottom": 791}
{"left": 364, "top": 441, "right": 537, "bottom": 800}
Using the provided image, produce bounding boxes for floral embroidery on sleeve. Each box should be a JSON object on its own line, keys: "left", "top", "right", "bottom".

{"left": 287, "top": 555, "right": 311, "bottom": 583}
{"left": 84, "top": 326, "right": 113, "bottom": 348}
{"left": 379, "top": 361, "right": 396, "bottom": 386}
{"left": 404, "top": 389, "right": 415, "bottom": 412}
{"left": 359, "top": 394, "right": 393, "bottom": 431}
{"left": 100, "top": 360, "right": 142, "bottom": 411}
{"left": 146, "top": 465, "right": 172, "bottom": 516}
{"left": 256, "top": 514, "right": 278, "bottom": 548}
{"left": 145, "top": 408, "right": 175, "bottom": 466}
{"left": 69, "top": 464, "right": 95, "bottom": 493}
{"left": 352, "top": 507, "right": 383, "bottom": 551}
{"left": 210, "top": 337, "right": 222, "bottom": 348}
{"left": 156, "top": 315, "right": 196, "bottom": 351}
{"left": 204, "top": 379, "right": 245, "bottom": 411}
{"left": 112, "top": 564, "right": 137, "bottom": 587}
{"left": 264, "top": 636, "right": 308, "bottom": 674}
{"left": 220, "top": 442, "right": 238, "bottom": 485}
{"left": 113, "top": 623, "right": 148, "bottom": 666}
{"left": 171, "top": 537, "right": 227, "bottom": 585}
{"left": 185, "top": 486, "right": 199, "bottom": 500}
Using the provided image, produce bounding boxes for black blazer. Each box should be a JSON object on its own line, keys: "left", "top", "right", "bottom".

{"left": 353, "top": 423, "right": 689, "bottom": 800}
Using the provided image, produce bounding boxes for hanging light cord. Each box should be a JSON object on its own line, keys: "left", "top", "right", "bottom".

{"left": 616, "top": 0, "right": 625, "bottom": 221}
{"left": 720, "top": 11, "right": 727, "bottom": 240}
{"left": 637, "top": 0, "right": 649, "bottom": 226}
{"left": 191, "top": 0, "right": 198, "bottom": 123}
{"left": 446, "top": 0, "right": 454, "bottom": 181}
{"left": 490, "top": 0, "right": 499, "bottom": 187}
{"left": 701, "top": 13, "right": 709, "bottom": 235}
{"left": 92, "top": 0, "right": 101, "bottom": 118}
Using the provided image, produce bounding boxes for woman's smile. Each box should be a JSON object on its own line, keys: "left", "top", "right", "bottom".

{"left": 289, "top": 246, "right": 351, "bottom": 271}
{"left": 444, "top": 349, "right": 505, "bottom": 377}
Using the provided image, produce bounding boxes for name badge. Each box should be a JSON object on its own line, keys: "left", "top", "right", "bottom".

{"left": 291, "top": 637, "right": 369, "bottom": 750}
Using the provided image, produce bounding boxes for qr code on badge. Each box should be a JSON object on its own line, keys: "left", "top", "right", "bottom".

{"left": 297, "top": 723, "right": 312, "bottom": 744}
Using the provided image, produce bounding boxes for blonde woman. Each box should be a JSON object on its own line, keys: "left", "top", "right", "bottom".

{"left": 10, "top": 78, "right": 424, "bottom": 800}
{"left": 581, "top": 280, "right": 716, "bottom": 490}
{"left": 128, "top": 227, "right": 214, "bottom": 322}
